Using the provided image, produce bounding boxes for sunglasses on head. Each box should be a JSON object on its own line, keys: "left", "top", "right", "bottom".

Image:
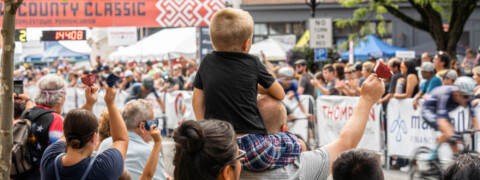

{"left": 236, "top": 149, "right": 246, "bottom": 161}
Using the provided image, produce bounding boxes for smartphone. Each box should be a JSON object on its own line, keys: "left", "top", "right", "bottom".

{"left": 14, "top": 80, "right": 23, "bottom": 96}
{"left": 144, "top": 119, "right": 159, "bottom": 131}
{"left": 106, "top": 74, "right": 122, "bottom": 87}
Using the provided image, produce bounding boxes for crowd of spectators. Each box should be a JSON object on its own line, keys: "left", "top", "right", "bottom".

{"left": 6, "top": 6, "right": 480, "bottom": 180}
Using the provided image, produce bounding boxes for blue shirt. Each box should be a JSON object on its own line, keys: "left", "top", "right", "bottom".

{"left": 421, "top": 75, "right": 442, "bottom": 93}
{"left": 277, "top": 79, "right": 300, "bottom": 101}
{"left": 40, "top": 141, "right": 124, "bottom": 180}
{"left": 98, "top": 132, "right": 166, "bottom": 180}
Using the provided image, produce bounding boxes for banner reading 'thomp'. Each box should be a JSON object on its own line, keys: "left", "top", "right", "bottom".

{"left": 0, "top": 0, "right": 225, "bottom": 28}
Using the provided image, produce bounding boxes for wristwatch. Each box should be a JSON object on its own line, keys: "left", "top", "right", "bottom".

{"left": 25, "top": 98, "right": 34, "bottom": 104}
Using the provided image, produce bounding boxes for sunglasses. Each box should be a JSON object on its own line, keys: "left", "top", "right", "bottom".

{"left": 345, "top": 71, "right": 352, "bottom": 74}
{"left": 236, "top": 149, "right": 246, "bottom": 161}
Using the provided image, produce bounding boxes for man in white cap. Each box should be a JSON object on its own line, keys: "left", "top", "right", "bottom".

{"left": 422, "top": 77, "right": 479, "bottom": 159}
{"left": 413, "top": 62, "right": 443, "bottom": 109}
{"left": 442, "top": 70, "right": 458, "bottom": 86}
{"left": 121, "top": 69, "right": 136, "bottom": 90}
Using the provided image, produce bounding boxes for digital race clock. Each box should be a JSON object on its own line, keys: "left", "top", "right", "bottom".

{"left": 42, "top": 30, "right": 86, "bottom": 41}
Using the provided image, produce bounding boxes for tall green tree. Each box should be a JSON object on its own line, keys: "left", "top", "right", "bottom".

{"left": 336, "top": 0, "right": 478, "bottom": 58}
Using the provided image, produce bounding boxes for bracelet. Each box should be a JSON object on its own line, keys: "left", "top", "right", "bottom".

{"left": 25, "top": 98, "right": 34, "bottom": 104}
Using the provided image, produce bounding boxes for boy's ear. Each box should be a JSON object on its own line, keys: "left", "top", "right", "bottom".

{"left": 242, "top": 38, "right": 252, "bottom": 52}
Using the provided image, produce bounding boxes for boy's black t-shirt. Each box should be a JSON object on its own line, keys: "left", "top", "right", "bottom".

{"left": 194, "top": 51, "right": 275, "bottom": 134}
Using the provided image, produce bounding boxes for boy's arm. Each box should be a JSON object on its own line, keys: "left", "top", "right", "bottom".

{"left": 193, "top": 88, "right": 205, "bottom": 121}
{"left": 258, "top": 81, "right": 285, "bottom": 101}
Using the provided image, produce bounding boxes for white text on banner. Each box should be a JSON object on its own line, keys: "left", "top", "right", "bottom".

{"left": 316, "top": 96, "right": 382, "bottom": 152}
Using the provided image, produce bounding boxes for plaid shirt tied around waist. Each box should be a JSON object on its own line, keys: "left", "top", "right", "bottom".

{"left": 237, "top": 131, "right": 302, "bottom": 171}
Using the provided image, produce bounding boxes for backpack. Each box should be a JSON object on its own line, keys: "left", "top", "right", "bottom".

{"left": 10, "top": 108, "right": 53, "bottom": 179}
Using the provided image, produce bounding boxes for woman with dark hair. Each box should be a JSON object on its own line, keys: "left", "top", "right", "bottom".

{"left": 40, "top": 86, "right": 129, "bottom": 180}
{"left": 394, "top": 59, "right": 419, "bottom": 99}
{"left": 173, "top": 120, "right": 243, "bottom": 180}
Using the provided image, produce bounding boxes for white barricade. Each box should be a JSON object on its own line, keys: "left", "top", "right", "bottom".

{"left": 25, "top": 85, "right": 39, "bottom": 98}
{"left": 144, "top": 92, "right": 165, "bottom": 118}
{"left": 282, "top": 95, "right": 314, "bottom": 142}
{"left": 63, "top": 88, "right": 77, "bottom": 113}
{"left": 386, "top": 98, "right": 471, "bottom": 160}
{"left": 317, "top": 96, "right": 383, "bottom": 152}
{"left": 164, "top": 91, "right": 196, "bottom": 129}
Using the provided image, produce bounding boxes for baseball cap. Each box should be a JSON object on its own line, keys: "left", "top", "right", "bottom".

{"left": 421, "top": 62, "right": 435, "bottom": 72}
{"left": 443, "top": 70, "right": 458, "bottom": 81}
{"left": 277, "top": 67, "right": 294, "bottom": 78}
{"left": 103, "top": 65, "right": 110, "bottom": 71}
{"left": 454, "top": 76, "right": 476, "bottom": 96}
{"left": 146, "top": 60, "right": 153, "bottom": 66}
{"left": 113, "top": 67, "right": 122, "bottom": 75}
{"left": 294, "top": 59, "right": 307, "bottom": 65}
{"left": 124, "top": 70, "right": 133, "bottom": 77}
{"left": 142, "top": 76, "right": 154, "bottom": 90}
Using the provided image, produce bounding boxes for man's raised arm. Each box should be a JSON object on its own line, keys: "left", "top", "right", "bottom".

{"left": 325, "top": 74, "right": 384, "bottom": 175}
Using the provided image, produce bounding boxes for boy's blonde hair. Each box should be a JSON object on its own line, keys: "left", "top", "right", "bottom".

{"left": 210, "top": 8, "right": 254, "bottom": 52}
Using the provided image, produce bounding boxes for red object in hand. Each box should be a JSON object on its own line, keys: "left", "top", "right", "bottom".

{"left": 374, "top": 61, "right": 393, "bottom": 79}
{"left": 81, "top": 74, "right": 97, "bottom": 86}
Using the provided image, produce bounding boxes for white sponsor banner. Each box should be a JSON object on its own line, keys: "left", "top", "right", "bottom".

{"left": 387, "top": 98, "right": 471, "bottom": 159}
{"left": 143, "top": 92, "right": 165, "bottom": 118}
{"left": 164, "top": 91, "right": 196, "bottom": 129}
{"left": 282, "top": 95, "right": 314, "bottom": 142}
{"left": 25, "top": 86, "right": 39, "bottom": 99}
{"left": 107, "top": 27, "right": 138, "bottom": 46}
{"left": 317, "top": 96, "right": 382, "bottom": 152}
{"left": 63, "top": 88, "right": 77, "bottom": 113}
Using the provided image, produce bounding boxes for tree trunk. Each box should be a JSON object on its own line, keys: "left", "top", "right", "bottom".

{"left": 0, "top": 0, "right": 22, "bottom": 179}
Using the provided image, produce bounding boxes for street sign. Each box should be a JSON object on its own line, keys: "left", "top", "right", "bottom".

{"left": 395, "top": 51, "right": 415, "bottom": 59}
{"left": 309, "top": 18, "right": 332, "bottom": 48}
{"left": 314, "top": 48, "right": 327, "bottom": 61}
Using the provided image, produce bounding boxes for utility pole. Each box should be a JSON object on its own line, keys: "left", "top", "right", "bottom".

{"left": 0, "top": 0, "right": 23, "bottom": 179}
{"left": 305, "top": 0, "right": 321, "bottom": 18}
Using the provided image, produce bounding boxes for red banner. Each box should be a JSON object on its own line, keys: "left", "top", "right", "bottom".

{"left": 0, "top": 0, "right": 225, "bottom": 28}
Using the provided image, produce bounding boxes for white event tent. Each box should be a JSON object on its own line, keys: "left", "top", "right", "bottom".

{"left": 109, "top": 27, "right": 196, "bottom": 62}
{"left": 249, "top": 38, "right": 292, "bottom": 61}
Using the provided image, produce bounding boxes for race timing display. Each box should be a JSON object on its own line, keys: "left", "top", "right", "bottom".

{"left": 42, "top": 30, "right": 86, "bottom": 41}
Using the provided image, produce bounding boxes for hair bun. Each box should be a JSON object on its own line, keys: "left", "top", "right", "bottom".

{"left": 173, "top": 120, "right": 205, "bottom": 153}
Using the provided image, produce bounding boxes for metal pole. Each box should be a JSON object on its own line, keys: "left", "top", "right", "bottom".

{"left": 0, "top": 0, "right": 23, "bottom": 178}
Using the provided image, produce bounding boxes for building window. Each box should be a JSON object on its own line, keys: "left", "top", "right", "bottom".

{"left": 253, "top": 22, "right": 306, "bottom": 43}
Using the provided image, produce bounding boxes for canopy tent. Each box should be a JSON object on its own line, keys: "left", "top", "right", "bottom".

{"left": 409, "top": 41, "right": 466, "bottom": 57}
{"left": 249, "top": 38, "right": 291, "bottom": 61}
{"left": 109, "top": 27, "right": 196, "bottom": 62}
{"left": 341, "top": 35, "right": 407, "bottom": 60}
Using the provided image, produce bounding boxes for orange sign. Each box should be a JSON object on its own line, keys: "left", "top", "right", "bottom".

{"left": 0, "top": 0, "right": 225, "bottom": 28}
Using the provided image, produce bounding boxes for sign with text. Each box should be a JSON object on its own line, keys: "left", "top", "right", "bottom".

{"left": 0, "top": 0, "right": 225, "bottom": 28}
{"left": 108, "top": 27, "right": 137, "bottom": 46}
{"left": 309, "top": 18, "right": 332, "bottom": 48}
{"left": 395, "top": 51, "right": 415, "bottom": 59}
{"left": 387, "top": 98, "right": 472, "bottom": 159}
{"left": 198, "top": 26, "right": 214, "bottom": 62}
{"left": 314, "top": 48, "right": 327, "bottom": 61}
{"left": 317, "top": 96, "right": 382, "bottom": 152}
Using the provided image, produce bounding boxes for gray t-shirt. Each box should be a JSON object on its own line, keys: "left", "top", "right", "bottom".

{"left": 240, "top": 147, "right": 330, "bottom": 180}
{"left": 299, "top": 73, "right": 316, "bottom": 98}
{"left": 326, "top": 79, "right": 339, "bottom": 95}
